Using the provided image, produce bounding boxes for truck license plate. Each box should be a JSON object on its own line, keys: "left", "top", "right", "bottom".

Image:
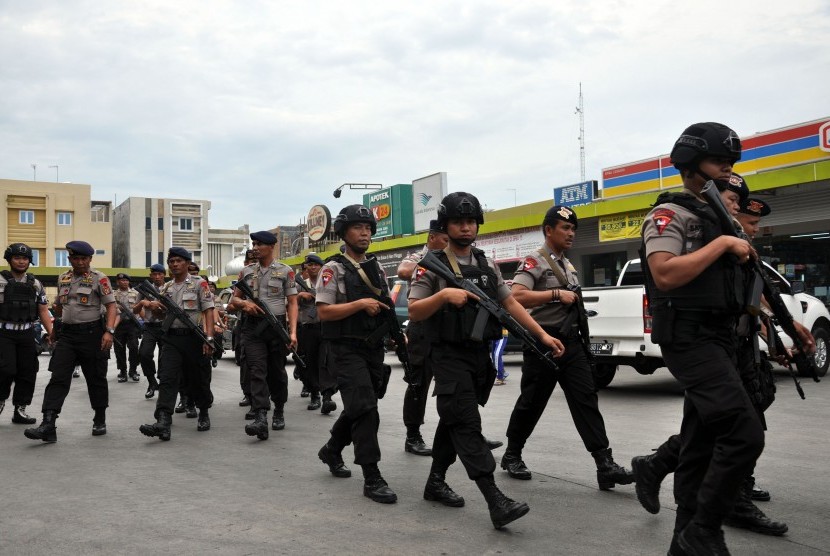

{"left": 590, "top": 342, "right": 613, "bottom": 355}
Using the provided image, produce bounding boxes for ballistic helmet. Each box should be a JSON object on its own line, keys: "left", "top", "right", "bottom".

{"left": 4, "top": 243, "right": 33, "bottom": 262}
{"left": 333, "top": 205, "right": 377, "bottom": 238}
{"left": 670, "top": 122, "right": 742, "bottom": 171}
{"left": 436, "top": 192, "right": 484, "bottom": 227}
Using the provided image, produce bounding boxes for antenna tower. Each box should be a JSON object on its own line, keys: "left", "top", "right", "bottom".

{"left": 575, "top": 83, "right": 586, "bottom": 181}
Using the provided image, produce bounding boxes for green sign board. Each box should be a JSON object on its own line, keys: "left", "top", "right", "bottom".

{"left": 363, "top": 183, "right": 414, "bottom": 238}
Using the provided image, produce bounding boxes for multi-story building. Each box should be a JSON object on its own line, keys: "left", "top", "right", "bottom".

{"left": 113, "top": 197, "right": 210, "bottom": 269}
{"left": 270, "top": 225, "right": 306, "bottom": 259}
{"left": 0, "top": 179, "right": 113, "bottom": 268}
{"left": 207, "top": 225, "right": 250, "bottom": 278}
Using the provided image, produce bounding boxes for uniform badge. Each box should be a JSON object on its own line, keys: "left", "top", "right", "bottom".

{"left": 200, "top": 280, "right": 211, "bottom": 299}
{"left": 287, "top": 271, "right": 295, "bottom": 282}
{"left": 652, "top": 208, "right": 675, "bottom": 235}
{"left": 557, "top": 206, "right": 573, "bottom": 219}
{"left": 520, "top": 257, "right": 537, "bottom": 272}
{"left": 321, "top": 267, "right": 334, "bottom": 287}
{"left": 99, "top": 277, "right": 112, "bottom": 296}
{"left": 414, "top": 266, "right": 427, "bottom": 281}
{"left": 80, "top": 295, "right": 89, "bottom": 304}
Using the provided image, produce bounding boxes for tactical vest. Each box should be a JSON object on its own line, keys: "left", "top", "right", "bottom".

{"left": 321, "top": 255, "right": 389, "bottom": 344}
{"left": 427, "top": 249, "right": 503, "bottom": 343}
{"left": 640, "top": 192, "right": 745, "bottom": 314}
{"left": 0, "top": 271, "right": 38, "bottom": 323}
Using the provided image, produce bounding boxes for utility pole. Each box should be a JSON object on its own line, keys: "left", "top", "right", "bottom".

{"left": 575, "top": 83, "right": 586, "bottom": 182}
{"left": 31, "top": 164, "right": 37, "bottom": 181}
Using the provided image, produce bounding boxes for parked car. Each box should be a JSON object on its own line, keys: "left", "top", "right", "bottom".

{"left": 583, "top": 259, "right": 830, "bottom": 388}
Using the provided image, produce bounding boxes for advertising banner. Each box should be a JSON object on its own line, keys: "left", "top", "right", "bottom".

{"left": 598, "top": 211, "right": 648, "bottom": 242}
{"left": 365, "top": 188, "right": 394, "bottom": 238}
{"left": 554, "top": 180, "right": 595, "bottom": 207}
{"left": 363, "top": 184, "right": 415, "bottom": 239}
{"left": 306, "top": 205, "right": 331, "bottom": 242}
{"left": 412, "top": 172, "right": 448, "bottom": 232}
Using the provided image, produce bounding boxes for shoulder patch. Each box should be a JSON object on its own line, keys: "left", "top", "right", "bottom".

{"left": 520, "top": 256, "right": 538, "bottom": 272}
{"left": 99, "top": 277, "right": 112, "bottom": 296}
{"left": 652, "top": 208, "right": 676, "bottom": 235}
{"left": 321, "top": 267, "right": 334, "bottom": 287}
{"left": 414, "top": 266, "right": 427, "bottom": 281}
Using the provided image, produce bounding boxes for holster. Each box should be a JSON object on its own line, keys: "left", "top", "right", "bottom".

{"left": 376, "top": 364, "right": 393, "bottom": 399}
{"left": 650, "top": 304, "right": 675, "bottom": 345}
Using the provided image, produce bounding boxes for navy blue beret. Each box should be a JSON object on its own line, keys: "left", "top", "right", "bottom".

{"left": 116, "top": 273, "right": 130, "bottom": 280}
{"left": 428, "top": 219, "right": 445, "bottom": 233}
{"left": 739, "top": 197, "right": 771, "bottom": 217}
{"left": 167, "top": 247, "right": 192, "bottom": 261}
{"left": 304, "top": 253, "right": 324, "bottom": 265}
{"left": 150, "top": 263, "right": 165, "bottom": 273}
{"left": 250, "top": 231, "right": 277, "bottom": 245}
{"left": 66, "top": 240, "right": 94, "bottom": 256}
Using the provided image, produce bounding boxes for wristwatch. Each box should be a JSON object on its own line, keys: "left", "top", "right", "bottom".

{"left": 106, "top": 327, "right": 116, "bottom": 334}
{"left": 206, "top": 336, "right": 214, "bottom": 342}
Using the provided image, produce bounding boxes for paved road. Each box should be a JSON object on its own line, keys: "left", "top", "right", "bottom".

{"left": 1, "top": 352, "right": 827, "bottom": 555}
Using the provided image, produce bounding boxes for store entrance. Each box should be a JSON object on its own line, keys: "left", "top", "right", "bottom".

{"left": 584, "top": 251, "right": 629, "bottom": 287}
{"left": 756, "top": 232, "right": 830, "bottom": 307}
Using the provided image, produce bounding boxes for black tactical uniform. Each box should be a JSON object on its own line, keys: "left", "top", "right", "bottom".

{"left": 136, "top": 263, "right": 166, "bottom": 398}
{"left": 140, "top": 247, "right": 215, "bottom": 440}
{"left": 25, "top": 240, "right": 116, "bottom": 441}
{"left": 316, "top": 205, "right": 397, "bottom": 505}
{"left": 113, "top": 273, "right": 141, "bottom": 382}
{"left": 0, "top": 243, "right": 50, "bottom": 425}
{"left": 504, "top": 205, "right": 634, "bottom": 490}
{"left": 639, "top": 123, "right": 765, "bottom": 555}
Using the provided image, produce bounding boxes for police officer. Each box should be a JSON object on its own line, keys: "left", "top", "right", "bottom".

{"left": 139, "top": 247, "right": 215, "bottom": 440}
{"left": 237, "top": 248, "right": 257, "bottom": 408}
{"left": 229, "top": 231, "right": 298, "bottom": 440}
{"left": 631, "top": 173, "right": 791, "bottom": 538}
{"left": 0, "top": 243, "right": 53, "bottom": 425}
{"left": 315, "top": 205, "right": 398, "bottom": 504}
{"left": 397, "top": 219, "right": 449, "bottom": 456}
{"left": 639, "top": 123, "right": 765, "bottom": 554}
{"left": 504, "top": 205, "right": 635, "bottom": 490}
{"left": 134, "top": 263, "right": 166, "bottom": 398}
{"left": 113, "top": 273, "right": 141, "bottom": 383}
{"left": 25, "top": 241, "right": 117, "bottom": 441}
{"left": 297, "top": 253, "right": 324, "bottom": 411}
{"left": 408, "top": 192, "right": 564, "bottom": 529}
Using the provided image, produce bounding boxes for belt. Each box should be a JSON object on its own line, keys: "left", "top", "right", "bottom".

{"left": 0, "top": 322, "right": 34, "bottom": 330}
{"left": 167, "top": 328, "right": 195, "bottom": 336}
{"left": 145, "top": 322, "right": 163, "bottom": 327}
{"left": 300, "top": 322, "right": 321, "bottom": 328}
{"left": 62, "top": 321, "right": 103, "bottom": 331}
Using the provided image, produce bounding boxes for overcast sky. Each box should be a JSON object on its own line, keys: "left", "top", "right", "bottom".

{"left": 2, "top": 1, "right": 828, "bottom": 231}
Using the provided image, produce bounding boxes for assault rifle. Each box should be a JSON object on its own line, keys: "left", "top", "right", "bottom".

{"left": 233, "top": 278, "right": 306, "bottom": 370}
{"left": 701, "top": 181, "right": 820, "bottom": 386}
{"left": 418, "top": 250, "right": 559, "bottom": 372}
{"left": 558, "top": 284, "right": 596, "bottom": 372}
{"left": 116, "top": 299, "right": 164, "bottom": 343}
{"left": 135, "top": 280, "right": 222, "bottom": 367}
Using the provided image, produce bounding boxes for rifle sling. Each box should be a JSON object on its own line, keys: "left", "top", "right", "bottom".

{"left": 342, "top": 253, "right": 382, "bottom": 297}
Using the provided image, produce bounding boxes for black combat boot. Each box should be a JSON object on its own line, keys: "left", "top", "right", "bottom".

{"left": 676, "top": 522, "right": 730, "bottom": 556}
{"left": 245, "top": 409, "right": 269, "bottom": 440}
{"left": 185, "top": 400, "right": 197, "bottom": 418}
{"left": 140, "top": 412, "right": 172, "bottom": 441}
{"left": 271, "top": 408, "right": 285, "bottom": 430}
{"left": 362, "top": 464, "right": 397, "bottom": 504}
{"left": 117, "top": 371, "right": 128, "bottom": 383}
{"left": 631, "top": 452, "right": 670, "bottom": 514}
{"left": 723, "top": 487, "right": 788, "bottom": 536}
{"left": 321, "top": 393, "right": 337, "bottom": 415}
{"left": 300, "top": 386, "right": 310, "bottom": 398}
{"left": 746, "top": 475, "right": 771, "bottom": 502}
{"left": 145, "top": 380, "right": 158, "bottom": 399}
{"left": 485, "top": 437, "right": 504, "bottom": 450}
{"left": 475, "top": 474, "right": 530, "bottom": 529}
{"left": 129, "top": 369, "right": 140, "bottom": 382}
{"left": 423, "top": 472, "right": 465, "bottom": 507}
{"left": 197, "top": 408, "right": 210, "bottom": 431}
{"left": 318, "top": 441, "right": 352, "bottom": 478}
{"left": 24, "top": 410, "right": 58, "bottom": 443}
{"left": 404, "top": 431, "right": 432, "bottom": 456}
{"left": 92, "top": 408, "right": 107, "bottom": 436}
{"left": 239, "top": 395, "right": 251, "bottom": 407}
{"left": 307, "top": 393, "right": 321, "bottom": 411}
{"left": 175, "top": 396, "right": 188, "bottom": 413}
{"left": 12, "top": 405, "right": 37, "bottom": 425}
{"left": 592, "top": 447, "right": 634, "bottom": 490}
{"left": 501, "top": 451, "right": 532, "bottom": 480}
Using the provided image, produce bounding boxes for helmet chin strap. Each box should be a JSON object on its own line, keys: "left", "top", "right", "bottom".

{"left": 450, "top": 236, "right": 475, "bottom": 248}
{"left": 692, "top": 163, "right": 714, "bottom": 183}
{"left": 344, "top": 239, "right": 367, "bottom": 255}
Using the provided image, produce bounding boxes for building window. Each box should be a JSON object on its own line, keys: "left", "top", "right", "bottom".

{"left": 95, "top": 249, "right": 105, "bottom": 255}
{"left": 19, "top": 210, "right": 34, "bottom": 224}
{"left": 146, "top": 252, "right": 152, "bottom": 267}
{"left": 57, "top": 212, "right": 73, "bottom": 226}
{"left": 158, "top": 252, "right": 163, "bottom": 264}
{"left": 55, "top": 250, "right": 69, "bottom": 267}
{"left": 146, "top": 217, "right": 152, "bottom": 230}
{"left": 30, "top": 250, "right": 40, "bottom": 267}
{"left": 158, "top": 217, "right": 164, "bottom": 230}
{"left": 179, "top": 217, "right": 193, "bottom": 231}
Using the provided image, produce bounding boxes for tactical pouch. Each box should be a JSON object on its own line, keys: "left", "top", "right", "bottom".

{"left": 376, "top": 364, "right": 392, "bottom": 399}
{"left": 650, "top": 305, "right": 675, "bottom": 345}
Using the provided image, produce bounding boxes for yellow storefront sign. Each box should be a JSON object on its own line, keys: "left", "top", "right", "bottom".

{"left": 599, "top": 211, "right": 647, "bottom": 242}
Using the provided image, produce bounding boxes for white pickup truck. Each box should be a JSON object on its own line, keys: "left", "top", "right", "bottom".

{"left": 583, "top": 259, "right": 830, "bottom": 388}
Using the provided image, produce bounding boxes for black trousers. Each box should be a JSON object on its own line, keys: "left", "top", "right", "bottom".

{"left": 155, "top": 332, "right": 212, "bottom": 416}
{"left": 402, "top": 321, "right": 433, "bottom": 430}
{"left": 327, "top": 341, "right": 385, "bottom": 466}
{"left": 0, "top": 328, "right": 38, "bottom": 406}
{"left": 297, "top": 323, "right": 321, "bottom": 395}
{"left": 429, "top": 342, "right": 496, "bottom": 480}
{"left": 43, "top": 324, "right": 109, "bottom": 413}
{"left": 661, "top": 316, "right": 764, "bottom": 530}
{"left": 113, "top": 322, "right": 140, "bottom": 373}
{"left": 241, "top": 323, "right": 288, "bottom": 412}
{"left": 139, "top": 324, "right": 163, "bottom": 382}
{"left": 505, "top": 335, "right": 609, "bottom": 453}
